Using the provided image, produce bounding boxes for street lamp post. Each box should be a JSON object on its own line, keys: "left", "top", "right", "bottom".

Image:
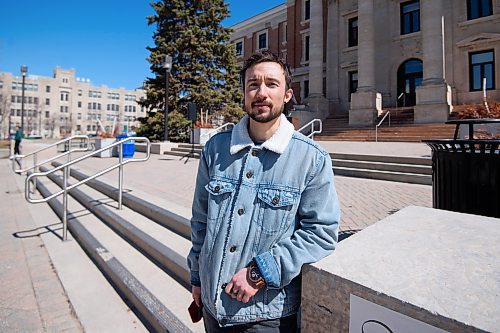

{"left": 20, "top": 65, "right": 28, "bottom": 136}
{"left": 163, "top": 55, "right": 172, "bottom": 141}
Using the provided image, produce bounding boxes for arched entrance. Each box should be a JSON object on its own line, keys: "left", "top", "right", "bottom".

{"left": 397, "top": 59, "right": 423, "bottom": 107}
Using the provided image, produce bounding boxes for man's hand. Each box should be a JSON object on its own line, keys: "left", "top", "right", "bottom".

{"left": 192, "top": 285, "right": 201, "bottom": 307}
{"left": 224, "top": 267, "right": 259, "bottom": 303}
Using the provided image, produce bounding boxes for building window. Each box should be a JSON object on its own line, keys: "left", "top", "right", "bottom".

{"left": 467, "top": 0, "right": 492, "bottom": 20}
{"left": 469, "top": 50, "right": 495, "bottom": 91}
{"left": 77, "top": 113, "right": 82, "bottom": 120}
{"left": 89, "top": 90, "right": 102, "bottom": 98}
{"left": 258, "top": 32, "right": 267, "bottom": 50}
{"left": 78, "top": 89, "right": 82, "bottom": 96}
{"left": 304, "top": 80, "right": 310, "bottom": 99}
{"left": 78, "top": 101, "right": 82, "bottom": 108}
{"left": 349, "top": 71, "right": 358, "bottom": 102}
{"left": 45, "top": 111, "right": 50, "bottom": 118}
{"left": 45, "top": 98, "right": 50, "bottom": 106}
{"left": 46, "top": 85, "right": 51, "bottom": 93}
{"left": 304, "top": 0, "right": 311, "bottom": 21}
{"left": 283, "top": 22, "right": 287, "bottom": 42}
{"left": 235, "top": 41, "right": 243, "bottom": 56}
{"left": 348, "top": 17, "right": 358, "bottom": 47}
{"left": 401, "top": 0, "right": 420, "bottom": 35}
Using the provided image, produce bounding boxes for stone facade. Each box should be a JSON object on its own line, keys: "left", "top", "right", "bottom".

{"left": 0, "top": 67, "right": 146, "bottom": 139}
{"left": 230, "top": 0, "right": 500, "bottom": 125}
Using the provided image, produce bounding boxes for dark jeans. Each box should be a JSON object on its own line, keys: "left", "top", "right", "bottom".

{"left": 14, "top": 140, "right": 21, "bottom": 155}
{"left": 203, "top": 308, "right": 298, "bottom": 333}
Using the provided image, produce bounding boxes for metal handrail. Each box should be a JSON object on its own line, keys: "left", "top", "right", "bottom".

{"left": 375, "top": 111, "right": 391, "bottom": 142}
{"left": 26, "top": 137, "right": 151, "bottom": 241}
{"left": 298, "top": 119, "right": 323, "bottom": 139}
{"left": 10, "top": 135, "right": 91, "bottom": 174}
{"left": 200, "top": 123, "right": 235, "bottom": 143}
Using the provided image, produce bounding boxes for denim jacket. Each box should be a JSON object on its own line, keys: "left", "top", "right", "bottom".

{"left": 187, "top": 114, "right": 340, "bottom": 326}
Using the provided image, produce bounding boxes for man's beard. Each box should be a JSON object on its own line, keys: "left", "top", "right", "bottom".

{"left": 246, "top": 101, "right": 285, "bottom": 123}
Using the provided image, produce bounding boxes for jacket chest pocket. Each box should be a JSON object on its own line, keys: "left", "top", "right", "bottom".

{"left": 204, "top": 180, "right": 236, "bottom": 250}
{"left": 256, "top": 187, "right": 299, "bottom": 235}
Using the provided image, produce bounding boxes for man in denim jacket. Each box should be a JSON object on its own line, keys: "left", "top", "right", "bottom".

{"left": 188, "top": 50, "right": 340, "bottom": 332}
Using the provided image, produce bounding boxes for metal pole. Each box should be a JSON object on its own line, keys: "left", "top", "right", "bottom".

{"left": 21, "top": 72, "right": 26, "bottom": 135}
{"left": 32, "top": 154, "right": 37, "bottom": 194}
{"left": 164, "top": 71, "right": 169, "bottom": 141}
{"left": 63, "top": 165, "right": 68, "bottom": 241}
{"left": 118, "top": 141, "right": 123, "bottom": 210}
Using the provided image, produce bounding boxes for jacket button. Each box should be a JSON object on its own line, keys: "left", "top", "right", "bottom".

{"left": 251, "top": 150, "right": 258, "bottom": 156}
{"left": 214, "top": 186, "right": 220, "bottom": 193}
{"left": 237, "top": 208, "right": 244, "bottom": 216}
{"left": 246, "top": 171, "right": 253, "bottom": 179}
{"left": 229, "top": 245, "right": 237, "bottom": 252}
{"left": 272, "top": 197, "right": 280, "bottom": 205}
{"left": 221, "top": 283, "right": 227, "bottom": 289}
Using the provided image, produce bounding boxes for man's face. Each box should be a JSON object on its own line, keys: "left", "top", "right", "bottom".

{"left": 244, "top": 62, "right": 293, "bottom": 123}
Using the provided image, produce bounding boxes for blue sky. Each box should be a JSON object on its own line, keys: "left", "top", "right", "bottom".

{"left": 0, "top": 1, "right": 284, "bottom": 90}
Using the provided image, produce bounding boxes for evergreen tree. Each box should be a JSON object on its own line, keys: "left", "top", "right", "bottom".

{"left": 138, "top": 0, "right": 244, "bottom": 142}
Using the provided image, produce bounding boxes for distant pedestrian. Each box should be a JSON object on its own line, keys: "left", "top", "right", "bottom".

{"left": 14, "top": 126, "right": 23, "bottom": 155}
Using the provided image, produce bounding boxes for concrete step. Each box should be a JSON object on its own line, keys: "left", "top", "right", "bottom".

{"left": 330, "top": 153, "right": 431, "bottom": 184}
{"left": 172, "top": 147, "right": 202, "bottom": 155}
{"left": 163, "top": 150, "right": 201, "bottom": 158}
{"left": 51, "top": 161, "right": 191, "bottom": 240}
{"left": 330, "top": 153, "right": 431, "bottom": 166}
{"left": 178, "top": 144, "right": 203, "bottom": 150}
{"left": 333, "top": 166, "right": 432, "bottom": 185}
{"left": 333, "top": 159, "right": 431, "bottom": 175}
{"left": 38, "top": 166, "right": 203, "bottom": 332}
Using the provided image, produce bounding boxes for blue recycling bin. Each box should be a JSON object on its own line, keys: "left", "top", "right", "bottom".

{"left": 116, "top": 133, "right": 135, "bottom": 158}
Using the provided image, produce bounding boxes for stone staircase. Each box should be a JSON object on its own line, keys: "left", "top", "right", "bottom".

{"left": 164, "top": 144, "right": 432, "bottom": 185}
{"left": 34, "top": 161, "right": 204, "bottom": 333}
{"left": 316, "top": 108, "right": 457, "bottom": 142}
{"left": 331, "top": 153, "right": 431, "bottom": 185}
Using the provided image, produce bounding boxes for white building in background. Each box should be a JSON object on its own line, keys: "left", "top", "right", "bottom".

{"left": 0, "top": 67, "right": 147, "bottom": 139}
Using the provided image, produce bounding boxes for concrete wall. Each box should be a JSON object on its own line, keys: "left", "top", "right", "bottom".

{"left": 302, "top": 206, "right": 499, "bottom": 333}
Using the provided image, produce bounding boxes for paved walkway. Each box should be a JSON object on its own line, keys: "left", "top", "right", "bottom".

{"left": 0, "top": 154, "right": 83, "bottom": 332}
{"left": 0, "top": 140, "right": 433, "bottom": 331}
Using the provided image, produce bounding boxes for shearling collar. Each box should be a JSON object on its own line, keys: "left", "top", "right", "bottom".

{"left": 230, "top": 114, "right": 294, "bottom": 155}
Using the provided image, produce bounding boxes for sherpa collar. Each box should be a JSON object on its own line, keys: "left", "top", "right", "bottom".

{"left": 230, "top": 114, "right": 294, "bottom": 155}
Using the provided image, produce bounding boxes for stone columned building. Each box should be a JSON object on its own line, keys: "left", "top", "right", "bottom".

{"left": 230, "top": 0, "right": 500, "bottom": 126}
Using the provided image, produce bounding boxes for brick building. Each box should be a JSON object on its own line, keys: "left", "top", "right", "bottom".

{"left": 230, "top": 0, "right": 500, "bottom": 126}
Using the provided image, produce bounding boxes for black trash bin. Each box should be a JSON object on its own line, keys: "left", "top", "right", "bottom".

{"left": 423, "top": 119, "right": 500, "bottom": 218}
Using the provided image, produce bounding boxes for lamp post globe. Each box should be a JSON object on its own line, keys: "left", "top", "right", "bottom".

{"left": 20, "top": 65, "right": 28, "bottom": 136}
{"left": 163, "top": 55, "right": 172, "bottom": 142}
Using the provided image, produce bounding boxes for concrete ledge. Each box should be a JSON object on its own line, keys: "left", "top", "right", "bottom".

{"left": 302, "top": 206, "right": 499, "bottom": 332}
{"left": 136, "top": 142, "right": 178, "bottom": 154}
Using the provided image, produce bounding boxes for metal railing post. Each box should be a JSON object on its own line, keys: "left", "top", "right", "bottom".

{"left": 62, "top": 164, "right": 68, "bottom": 241}
{"left": 31, "top": 154, "right": 37, "bottom": 194}
{"left": 118, "top": 141, "right": 123, "bottom": 210}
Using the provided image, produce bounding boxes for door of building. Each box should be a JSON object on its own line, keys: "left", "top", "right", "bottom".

{"left": 397, "top": 59, "right": 423, "bottom": 107}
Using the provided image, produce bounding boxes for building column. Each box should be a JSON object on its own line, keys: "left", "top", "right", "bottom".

{"left": 349, "top": 0, "right": 382, "bottom": 125}
{"left": 326, "top": 0, "right": 340, "bottom": 114}
{"left": 414, "top": 0, "right": 451, "bottom": 123}
{"left": 307, "top": 0, "right": 328, "bottom": 118}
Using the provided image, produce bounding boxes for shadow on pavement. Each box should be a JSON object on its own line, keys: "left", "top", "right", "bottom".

{"left": 13, "top": 222, "right": 63, "bottom": 240}
{"left": 339, "top": 229, "right": 360, "bottom": 242}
